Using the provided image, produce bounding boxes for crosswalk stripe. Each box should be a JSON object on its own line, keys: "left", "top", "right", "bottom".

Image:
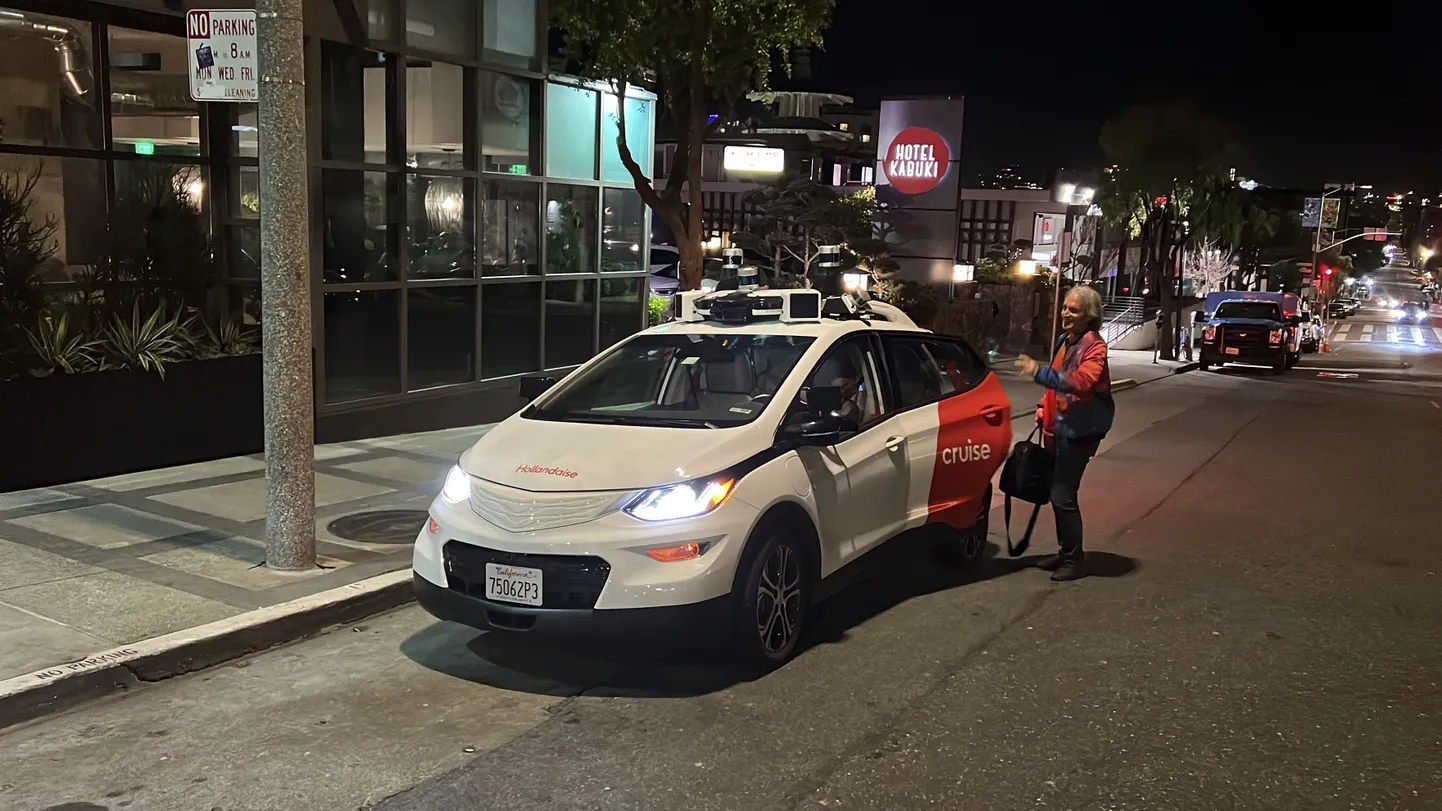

{"left": 1359, "top": 333, "right": 1372, "bottom": 342}
{"left": 1337, "top": 323, "right": 1352, "bottom": 333}
{"left": 1434, "top": 327, "right": 1442, "bottom": 343}
{"left": 1362, "top": 324, "right": 1374, "bottom": 334}
{"left": 1332, "top": 332, "right": 1346, "bottom": 341}
{"left": 1388, "top": 326, "right": 1398, "bottom": 343}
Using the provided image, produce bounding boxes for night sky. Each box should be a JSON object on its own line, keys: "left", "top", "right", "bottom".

{"left": 806, "top": 0, "right": 1434, "bottom": 192}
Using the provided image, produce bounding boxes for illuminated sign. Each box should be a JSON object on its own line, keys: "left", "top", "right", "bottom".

{"left": 882, "top": 127, "right": 950, "bottom": 195}
{"left": 133, "top": 141, "right": 155, "bottom": 156}
{"left": 723, "top": 145, "right": 785, "bottom": 173}
{"left": 1034, "top": 212, "right": 1065, "bottom": 246}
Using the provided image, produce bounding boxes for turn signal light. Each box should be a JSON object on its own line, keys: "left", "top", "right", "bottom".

{"left": 1268, "top": 329, "right": 1283, "bottom": 345}
{"left": 427, "top": 517, "right": 440, "bottom": 535}
{"left": 646, "top": 542, "right": 704, "bottom": 562}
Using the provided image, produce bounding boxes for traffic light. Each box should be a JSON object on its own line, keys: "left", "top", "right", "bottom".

{"left": 1321, "top": 264, "right": 1334, "bottom": 277}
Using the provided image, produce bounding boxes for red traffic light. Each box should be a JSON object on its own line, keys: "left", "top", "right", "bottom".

{"left": 1322, "top": 265, "right": 1334, "bottom": 276}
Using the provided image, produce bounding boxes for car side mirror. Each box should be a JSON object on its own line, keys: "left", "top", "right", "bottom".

{"left": 783, "top": 413, "right": 843, "bottom": 447}
{"left": 518, "top": 374, "right": 561, "bottom": 404}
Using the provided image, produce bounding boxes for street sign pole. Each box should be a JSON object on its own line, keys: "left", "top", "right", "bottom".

{"left": 256, "top": 0, "right": 315, "bottom": 571}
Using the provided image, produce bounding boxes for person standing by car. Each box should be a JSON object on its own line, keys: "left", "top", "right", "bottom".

{"left": 1016, "top": 286, "right": 1115, "bottom": 581}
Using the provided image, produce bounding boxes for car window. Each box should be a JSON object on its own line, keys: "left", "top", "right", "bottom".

{"left": 1215, "top": 301, "right": 1281, "bottom": 320}
{"left": 884, "top": 336, "right": 988, "bottom": 409}
{"left": 526, "top": 333, "right": 814, "bottom": 428}
{"left": 799, "top": 336, "right": 886, "bottom": 427}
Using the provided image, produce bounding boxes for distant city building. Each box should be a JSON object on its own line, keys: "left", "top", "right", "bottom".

{"left": 975, "top": 165, "right": 1043, "bottom": 190}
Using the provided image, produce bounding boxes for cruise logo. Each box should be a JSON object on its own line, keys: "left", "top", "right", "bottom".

{"left": 940, "top": 440, "right": 991, "bottom": 465}
{"left": 516, "top": 464, "right": 579, "bottom": 479}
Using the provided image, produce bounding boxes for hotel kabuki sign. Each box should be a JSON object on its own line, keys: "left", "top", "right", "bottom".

{"left": 882, "top": 127, "right": 950, "bottom": 195}
{"left": 186, "top": 9, "right": 258, "bottom": 102}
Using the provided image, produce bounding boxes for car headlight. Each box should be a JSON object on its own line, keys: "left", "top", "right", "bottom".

{"left": 625, "top": 477, "right": 735, "bottom": 522}
{"left": 441, "top": 465, "right": 470, "bottom": 504}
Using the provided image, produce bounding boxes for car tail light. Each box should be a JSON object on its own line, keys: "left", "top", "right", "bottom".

{"left": 1203, "top": 324, "right": 1217, "bottom": 341}
{"left": 1268, "top": 329, "right": 1283, "bottom": 344}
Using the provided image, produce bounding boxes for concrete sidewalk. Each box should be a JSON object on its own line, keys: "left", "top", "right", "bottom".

{"left": 0, "top": 423, "right": 490, "bottom": 687}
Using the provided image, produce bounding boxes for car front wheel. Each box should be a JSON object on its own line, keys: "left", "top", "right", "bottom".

{"left": 935, "top": 486, "right": 991, "bottom": 568}
{"left": 733, "top": 528, "right": 809, "bottom": 669}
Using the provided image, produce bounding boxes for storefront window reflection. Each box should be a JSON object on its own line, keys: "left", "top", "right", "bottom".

{"left": 324, "top": 290, "right": 401, "bottom": 402}
{"left": 482, "top": 282, "right": 540, "bottom": 378}
{"left": 545, "top": 184, "right": 597, "bottom": 275}
{"left": 406, "top": 60, "right": 466, "bottom": 170}
{"left": 602, "top": 188, "right": 644, "bottom": 273}
{"left": 108, "top": 26, "right": 200, "bottom": 156}
{"left": 545, "top": 83, "right": 597, "bottom": 180}
{"left": 483, "top": 0, "right": 538, "bottom": 70}
{"left": 600, "top": 277, "right": 644, "bottom": 350}
{"left": 320, "top": 43, "right": 388, "bottom": 165}
{"left": 481, "top": 178, "right": 538, "bottom": 276}
{"left": 407, "top": 174, "right": 473, "bottom": 279}
{"left": 480, "top": 72, "right": 537, "bottom": 174}
{"left": 0, "top": 8, "right": 100, "bottom": 150}
{"left": 0, "top": 154, "right": 106, "bottom": 281}
{"left": 322, "top": 170, "right": 393, "bottom": 283}
{"left": 408, "top": 287, "right": 476, "bottom": 389}
{"left": 545, "top": 278, "right": 596, "bottom": 368}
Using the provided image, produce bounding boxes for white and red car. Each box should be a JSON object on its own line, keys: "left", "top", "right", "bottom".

{"left": 413, "top": 288, "right": 1012, "bottom": 667}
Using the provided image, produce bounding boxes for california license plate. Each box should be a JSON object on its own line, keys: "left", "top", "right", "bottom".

{"left": 485, "top": 563, "right": 543, "bottom": 606}
{"left": 1225, "top": 347, "right": 1240, "bottom": 355}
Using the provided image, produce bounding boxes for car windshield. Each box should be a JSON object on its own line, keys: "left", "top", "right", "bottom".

{"left": 1215, "top": 302, "right": 1281, "bottom": 320}
{"left": 525, "top": 333, "right": 815, "bottom": 429}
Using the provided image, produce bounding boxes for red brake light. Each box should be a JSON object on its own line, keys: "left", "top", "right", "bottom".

{"left": 1203, "top": 324, "right": 1217, "bottom": 341}
{"left": 1268, "top": 329, "right": 1283, "bottom": 344}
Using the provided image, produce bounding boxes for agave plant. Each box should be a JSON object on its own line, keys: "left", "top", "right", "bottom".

{"left": 25, "top": 312, "right": 100, "bottom": 377}
{"left": 102, "top": 302, "right": 194, "bottom": 380}
{"left": 200, "top": 316, "right": 259, "bottom": 357}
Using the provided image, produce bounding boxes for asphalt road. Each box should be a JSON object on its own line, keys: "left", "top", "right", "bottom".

{"left": 5, "top": 358, "right": 1442, "bottom": 811}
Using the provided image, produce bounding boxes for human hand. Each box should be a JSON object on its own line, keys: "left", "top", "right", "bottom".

{"left": 1016, "top": 354, "right": 1040, "bottom": 376}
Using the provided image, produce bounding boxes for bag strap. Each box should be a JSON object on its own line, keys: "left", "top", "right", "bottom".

{"left": 1003, "top": 493, "right": 1044, "bottom": 557}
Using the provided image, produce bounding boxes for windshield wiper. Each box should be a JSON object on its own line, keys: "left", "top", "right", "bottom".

{"left": 537, "top": 413, "right": 721, "bottom": 429}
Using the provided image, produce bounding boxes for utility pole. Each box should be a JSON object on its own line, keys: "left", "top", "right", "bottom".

{"left": 257, "top": 0, "right": 316, "bottom": 571}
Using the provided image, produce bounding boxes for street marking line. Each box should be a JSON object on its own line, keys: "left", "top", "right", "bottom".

{"left": 1359, "top": 333, "right": 1372, "bottom": 342}
{"left": 1413, "top": 326, "right": 1425, "bottom": 345}
{"left": 1362, "top": 324, "right": 1374, "bottom": 334}
{"left": 1433, "top": 327, "right": 1442, "bottom": 344}
{"left": 1337, "top": 323, "right": 1352, "bottom": 333}
{"left": 1388, "top": 326, "right": 1399, "bottom": 343}
{"left": 1332, "top": 332, "right": 1347, "bottom": 342}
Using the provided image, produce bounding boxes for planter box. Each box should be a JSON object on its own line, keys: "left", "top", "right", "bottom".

{"left": 0, "top": 355, "right": 263, "bottom": 492}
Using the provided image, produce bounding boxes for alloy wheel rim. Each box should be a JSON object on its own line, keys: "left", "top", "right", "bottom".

{"left": 755, "top": 544, "right": 803, "bottom": 655}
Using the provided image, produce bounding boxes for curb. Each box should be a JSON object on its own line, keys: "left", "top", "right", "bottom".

{"left": 0, "top": 569, "right": 414, "bottom": 731}
{"left": 1112, "top": 378, "right": 1139, "bottom": 392}
{"left": 1174, "top": 362, "right": 1200, "bottom": 374}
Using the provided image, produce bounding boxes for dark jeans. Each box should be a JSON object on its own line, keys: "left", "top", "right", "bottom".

{"left": 1051, "top": 436, "right": 1101, "bottom": 562}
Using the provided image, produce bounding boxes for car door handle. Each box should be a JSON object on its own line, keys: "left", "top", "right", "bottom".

{"left": 980, "top": 405, "right": 1007, "bottom": 426}
{"left": 885, "top": 435, "right": 906, "bottom": 451}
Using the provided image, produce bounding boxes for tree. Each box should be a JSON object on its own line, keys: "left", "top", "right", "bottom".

{"left": 1182, "top": 240, "right": 1234, "bottom": 295}
{"left": 1098, "top": 103, "right": 1237, "bottom": 359}
{"left": 732, "top": 177, "right": 897, "bottom": 289}
{"left": 550, "top": 0, "right": 835, "bottom": 290}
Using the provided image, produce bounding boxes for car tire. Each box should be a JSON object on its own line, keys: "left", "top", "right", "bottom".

{"left": 1199, "top": 359, "right": 1210, "bottom": 372}
{"left": 1272, "top": 355, "right": 1286, "bottom": 375}
{"left": 731, "top": 526, "right": 809, "bottom": 671}
{"left": 935, "top": 485, "right": 991, "bottom": 569}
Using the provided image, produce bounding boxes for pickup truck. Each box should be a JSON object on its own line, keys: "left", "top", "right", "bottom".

{"left": 1199, "top": 299, "right": 1297, "bottom": 375}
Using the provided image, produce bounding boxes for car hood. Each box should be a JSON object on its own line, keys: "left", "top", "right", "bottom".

{"left": 460, "top": 416, "right": 765, "bottom": 492}
{"left": 1214, "top": 317, "right": 1282, "bottom": 328}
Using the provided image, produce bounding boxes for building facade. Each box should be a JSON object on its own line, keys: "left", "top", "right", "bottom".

{"left": 0, "top": 0, "right": 655, "bottom": 442}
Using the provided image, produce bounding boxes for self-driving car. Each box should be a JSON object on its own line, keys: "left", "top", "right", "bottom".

{"left": 413, "top": 287, "right": 1013, "bottom": 668}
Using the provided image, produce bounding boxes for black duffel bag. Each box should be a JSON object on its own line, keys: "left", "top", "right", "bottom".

{"left": 998, "top": 426, "right": 1055, "bottom": 556}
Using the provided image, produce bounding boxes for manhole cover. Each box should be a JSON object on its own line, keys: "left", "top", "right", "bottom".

{"left": 327, "top": 510, "right": 431, "bottom": 544}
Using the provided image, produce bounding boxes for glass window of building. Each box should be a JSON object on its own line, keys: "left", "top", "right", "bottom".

{"left": 405, "top": 0, "right": 476, "bottom": 59}
{"left": 111, "top": 161, "right": 212, "bottom": 285}
{"left": 229, "top": 225, "right": 259, "bottom": 280}
{"left": 482, "top": 282, "right": 540, "bottom": 377}
{"left": 405, "top": 60, "right": 467, "bottom": 170}
{"left": 108, "top": 27, "right": 201, "bottom": 157}
{"left": 545, "top": 279, "right": 596, "bottom": 369}
{"left": 545, "top": 184, "right": 598, "bottom": 275}
{"left": 544, "top": 83, "right": 597, "bottom": 180}
{"left": 600, "top": 94, "right": 652, "bottom": 183}
{"left": 407, "top": 286, "right": 476, "bottom": 390}
{"left": 482, "top": 0, "right": 538, "bottom": 70}
{"left": 322, "top": 170, "right": 393, "bottom": 283}
{"left": 229, "top": 103, "right": 258, "bottom": 158}
{"left": 479, "top": 72, "right": 537, "bottom": 174}
{"left": 480, "top": 178, "right": 538, "bottom": 276}
{"left": 600, "top": 277, "right": 645, "bottom": 350}
{"left": 320, "top": 43, "right": 389, "bottom": 165}
{"left": 231, "top": 165, "right": 260, "bottom": 219}
{"left": 324, "top": 290, "right": 401, "bottom": 402}
{"left": 0, "top": 154, "right": 107, "bottom": 281}
{"left": 406, "top": 174, "right": 473, "bottom": 279}
{"left": 0, "top": 9, "right": 100, "bottom": 150}
{"left": 601, "top": 188, "right": 645, "bottom": 273}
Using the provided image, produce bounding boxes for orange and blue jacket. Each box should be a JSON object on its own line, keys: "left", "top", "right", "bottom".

{"left": 1033, "top": 330, "right": 1114, "bottom": 444}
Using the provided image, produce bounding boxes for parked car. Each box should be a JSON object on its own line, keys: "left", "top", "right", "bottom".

{"left": 1200, "top": 299, "right": 1296, "bottom": 375}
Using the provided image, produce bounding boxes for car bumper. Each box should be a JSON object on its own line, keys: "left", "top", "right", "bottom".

{"left": 1201, "top": 346, "right": 1283, "bottom": 363}
{"left": 413, "top": 572, "right": 730, "bottom": 637}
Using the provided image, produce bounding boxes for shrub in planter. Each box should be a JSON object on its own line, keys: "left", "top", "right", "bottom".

{"left": 647, "top": 294, "right": 671, "bottom": 327}
{"left": 101, "top": 302, "right": 194, "bottom": 380}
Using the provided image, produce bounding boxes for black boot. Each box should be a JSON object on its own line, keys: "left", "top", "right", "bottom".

{"left": 1035, "top": 554, "right": 1063, "bottom": 572}
{"left": 1050, "top": 557, "right": 1086, "bottom": 581}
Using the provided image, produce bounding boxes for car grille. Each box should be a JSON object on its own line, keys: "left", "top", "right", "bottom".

{"left": 1220, "top": 325, "right": 1269, "bottom": 351}
{"left": 442, "top": 542, "right": 611, "bottom": 609}
{"left": 469, "top": 476, "right": 622, "bottom": 533}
